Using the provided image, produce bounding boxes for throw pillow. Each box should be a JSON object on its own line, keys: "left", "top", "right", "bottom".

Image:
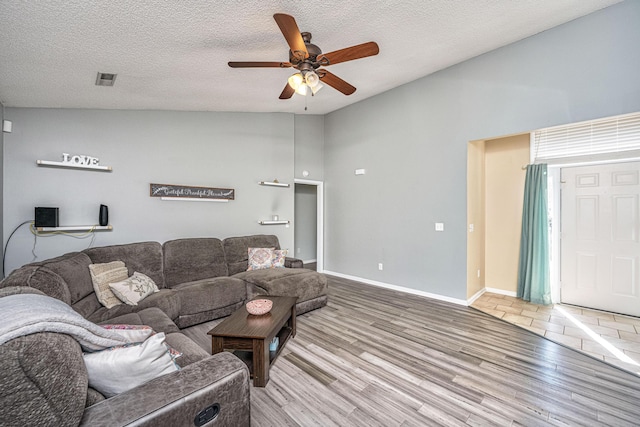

{"left": 83, "top": 332, "right": 180, "bottom": 398}
{"left": 100, "top": 324, "right": 154, "bottom": 343}
{"left": 101, "top": 325, "right": 183, "bottom": 360}
{"left": 272, "top": 249, "right": 288, "bottom": 268}
{"left": 109, "top": 272, "right": 159, "bottom": 306}
{"left": 88, "top": 261, "right": 129, "bottom": 309}
{"left": 247, "top": 247, "right": 275, "bottom": 271}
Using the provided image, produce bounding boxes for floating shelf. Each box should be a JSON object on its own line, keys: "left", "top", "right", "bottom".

{"left": 37, "top": 160, "right": 112, "bottom": 172}
{"left": 160, "top": 197, "right": 229, "bottom": 202}
{"left": 36, "top": 225, "right": 113, "bottom": 232}
{"left": 258, "top": 220, "right": 290, "bottom": 225}
{"left": 258, "top": 181, "right": 289, "bottom": 188}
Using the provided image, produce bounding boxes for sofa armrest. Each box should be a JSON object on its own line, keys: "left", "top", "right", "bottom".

{"left": 80, "top": 352, "right": 250, "bottom": 427}
{"left": 284, "top": 256, "right": 304, "bottom": 269}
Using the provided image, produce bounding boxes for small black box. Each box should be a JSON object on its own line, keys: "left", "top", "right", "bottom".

{"left": 35, "top": 207, "right": 59, "bottom": 228}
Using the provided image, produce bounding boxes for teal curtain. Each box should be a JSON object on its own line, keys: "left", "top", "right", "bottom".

{"left": 517, "top": 164, "right": 551, "bottom": 305}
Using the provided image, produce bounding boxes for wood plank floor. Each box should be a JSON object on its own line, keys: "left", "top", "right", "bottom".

{"left": 183, "top": 276, "right": 640, "bottom": 426}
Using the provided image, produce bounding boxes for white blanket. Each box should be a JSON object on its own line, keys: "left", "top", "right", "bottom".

{"left": 0, "top": 293, "right": 130, "bottom": 351}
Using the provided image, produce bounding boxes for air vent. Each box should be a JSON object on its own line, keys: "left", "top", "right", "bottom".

{"left": 95, "top": 72, "right": 117, "bottom": 87}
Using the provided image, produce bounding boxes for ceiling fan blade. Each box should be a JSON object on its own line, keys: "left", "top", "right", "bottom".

{"left": 273, "top": 13, "right": 308, "bottom": 61}
{"left": 318, "top": 42, "right": 379, "bottom": 66}
{"left": 318, "top": 70, "right": 356, "bottom": 95}
{"left": 279, "top": 83, "right": 295, "bottom": 99}
{"left": 228, "top": 61, "right": 292, "bottom": 68}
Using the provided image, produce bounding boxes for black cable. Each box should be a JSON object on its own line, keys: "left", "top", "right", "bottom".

{"left": 3, "top": 220, "right": 32, "bottom": 279}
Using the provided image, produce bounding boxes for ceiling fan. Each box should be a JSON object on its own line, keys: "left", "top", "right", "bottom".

{"left": 228, "top": 13, "right": 379, "bottom": 99}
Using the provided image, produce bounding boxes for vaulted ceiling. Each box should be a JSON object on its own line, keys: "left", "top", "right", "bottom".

{"left": 0, "top": 1, "right": 621, "bottom": 114}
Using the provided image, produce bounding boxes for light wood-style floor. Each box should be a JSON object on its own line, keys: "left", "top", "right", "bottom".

{"left": 471, "top": 292, "right": 640, "bottom": 376}
{"left": 184, "top": 276, "right": 640, "bottom": 426}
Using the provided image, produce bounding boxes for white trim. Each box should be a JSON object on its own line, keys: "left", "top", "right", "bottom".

{"left": 302, "top": 259, "right": 317, "bottom": 264}
{"left": 294, "top": 179, "right": 324, "bottom": 272}
{"left": 160, "top": 197, "right": 228, "bottom": 202}
{"left": 466, "top": 288, "right": 486, "bottom": 305}
{"left": 484, "top": 287, "right": 517, "bottom": 297}
{"left": 323, "top": 270, "right": 468, "bottom": 306}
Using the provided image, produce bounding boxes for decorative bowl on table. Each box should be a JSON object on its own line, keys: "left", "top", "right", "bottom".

{"left": 246, "top": 299, "right": 273, "bottom": 315}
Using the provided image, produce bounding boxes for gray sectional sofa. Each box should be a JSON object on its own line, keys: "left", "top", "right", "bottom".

{"left": 0, "top": 234, "right": 328, "bottom": 427}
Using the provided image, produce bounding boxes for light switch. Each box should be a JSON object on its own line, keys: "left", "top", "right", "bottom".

{"left": 435, "top": 223, "right": 444, "bottom": 231}
{"left": 469, "top": 224, "right": 474, "bottom": 232}
{"left": 355, "top": 169, "right": 366, "bottom": 175}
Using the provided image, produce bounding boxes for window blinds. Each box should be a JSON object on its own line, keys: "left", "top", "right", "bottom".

{"left": 533, "top": 112, "right": 640, "bottom": 164}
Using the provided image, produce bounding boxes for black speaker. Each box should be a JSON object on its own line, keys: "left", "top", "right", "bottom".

{"left": 99, "top": 205, "right": 108, "bottom": 226}
{"left": 35, "top": 207, "right": 59, "bottom": 228}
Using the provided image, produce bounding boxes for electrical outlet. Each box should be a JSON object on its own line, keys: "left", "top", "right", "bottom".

{"left": 297, "top": 248, "right": 301, "bottom": 254}
{"left": 477, "top": 269, "right": 481, "bottom": 278}
{"left": 435, "top": 222, "right": 444, "bottom": 231}
{"left": 378, "top": 263, "right": 383, "bottom": 271}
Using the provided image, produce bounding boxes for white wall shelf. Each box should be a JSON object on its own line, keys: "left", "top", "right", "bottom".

{"left": 36, "top": 160, "right": 112, "bottom": 172}
{"left": 258, "top": 220, "right": 290, "bottom": 225}
{"left": 35, "top": 225, "right": 113, "bottom": 232}
{"left": 258, "top": 181, "right": 289, "bottom": 188}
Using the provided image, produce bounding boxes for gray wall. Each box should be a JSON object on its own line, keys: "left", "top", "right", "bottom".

{"left": 294, "top": 115, "right": 324, "bottom": 181}
{"left": 3, "top": 109, "right": 295, "bottom": 274}
{"left": 324, "top": 1, "right": 640, "bottom": 300}
{"left": 0, "top": 101, "right": 4, "bottom": 269}
{"left": 294, "top": 183, "right": 317, "bottom": 262}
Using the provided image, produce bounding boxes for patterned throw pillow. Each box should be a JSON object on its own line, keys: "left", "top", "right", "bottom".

{"left": 89, "top": 261, "right": 129, "bottom": 309}
{"left": 108, "top": 272, "right": 159, "bottom": 306}
{"left": 272, "top": 249, "right": 288, "bottom": 268}
{"left": 247, "top": 247, "right": 275, "bottom": 271}
{"left": 100, "top": 324, "right": 154, "bottom": 343}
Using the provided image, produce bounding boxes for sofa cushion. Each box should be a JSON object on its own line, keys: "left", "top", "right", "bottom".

{"left": 224, "top": 235, "right": 281, "bottom": 275}
{"left": 0, "top": 332, "right": 88, "bottom": 427}
{"left": 234, "top": 268, "right": 327, "bottom": 303}
{"left": 163, "top": 238, "right": 228, "bottom": 287}
{"left": 87, "top": 289, "right": 180, "bottom": 324}
{"left": 172, "top": 277, "right": 246, "bottom": 315}
{"left": 16, "top": 252, "right": 93, "bottom": 306}
{"left": 84, "top": 242, "right": 165, "bottom": 289}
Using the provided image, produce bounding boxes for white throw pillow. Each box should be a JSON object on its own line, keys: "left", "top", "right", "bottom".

{"left": 83, "top": 332, "right": 180, "bottom": 398}
{"left": 88, "top": 261, "right": 129, "bottom": 309}
{"left": 109, "top": 272, "right": 159, "bottom": 306}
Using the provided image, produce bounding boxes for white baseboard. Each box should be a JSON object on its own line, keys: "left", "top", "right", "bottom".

{"left": 323, "top": 270, "right": 468, "bottom": 306}
{"left": 466, "top": 288, "right": 486, "bottom": 305}
{"left": 485, "top": 287, "right": 517, "bottom": 297}
{"left": 302, "top": 259, "right": 317, "bottom": 264}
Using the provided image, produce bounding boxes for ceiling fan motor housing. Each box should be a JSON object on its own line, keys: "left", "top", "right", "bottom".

{"left": 290, "top": 32, "right": 322, "bottom": 67}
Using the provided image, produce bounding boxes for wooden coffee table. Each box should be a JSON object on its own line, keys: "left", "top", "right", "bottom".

{"left": 207, "top": 296, "right": 297, "bottom": 387}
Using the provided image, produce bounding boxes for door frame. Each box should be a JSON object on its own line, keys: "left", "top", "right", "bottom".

{"left": 294, "top": 179, "right": 324, "bottom": 272}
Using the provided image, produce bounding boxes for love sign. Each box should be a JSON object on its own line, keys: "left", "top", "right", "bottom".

{"left": 61, "top": 153, "right": 100, "bottom": 166}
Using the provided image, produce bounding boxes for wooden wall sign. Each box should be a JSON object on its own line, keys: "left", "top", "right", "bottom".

{"left": 150, "top": 183, "right": 235, "bottom": 200}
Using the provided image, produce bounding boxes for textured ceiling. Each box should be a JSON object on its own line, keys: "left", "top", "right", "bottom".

{"left": 0, "top": 0, "right": 621, "bottom": 115}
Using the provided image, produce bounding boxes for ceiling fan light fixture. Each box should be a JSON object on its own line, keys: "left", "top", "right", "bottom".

{"left": 287, "top": 73, "right": 304, "bottom": 90}
{"left": 295, "top": 83, "right": 308, "bottom": 96}
{"left": 310, "top": 82, "right": 323, "bottom": 95}
{"left": 305, "top": 71, "right": 320, "bottom": 88}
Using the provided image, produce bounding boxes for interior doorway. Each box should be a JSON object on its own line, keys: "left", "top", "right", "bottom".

{"left": 294, "top": 179, "right": 324, "bottom": 272}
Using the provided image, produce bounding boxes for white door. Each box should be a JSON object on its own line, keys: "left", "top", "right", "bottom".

{"left": 561, "top": 162, "right": 640, "bottom": 316}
